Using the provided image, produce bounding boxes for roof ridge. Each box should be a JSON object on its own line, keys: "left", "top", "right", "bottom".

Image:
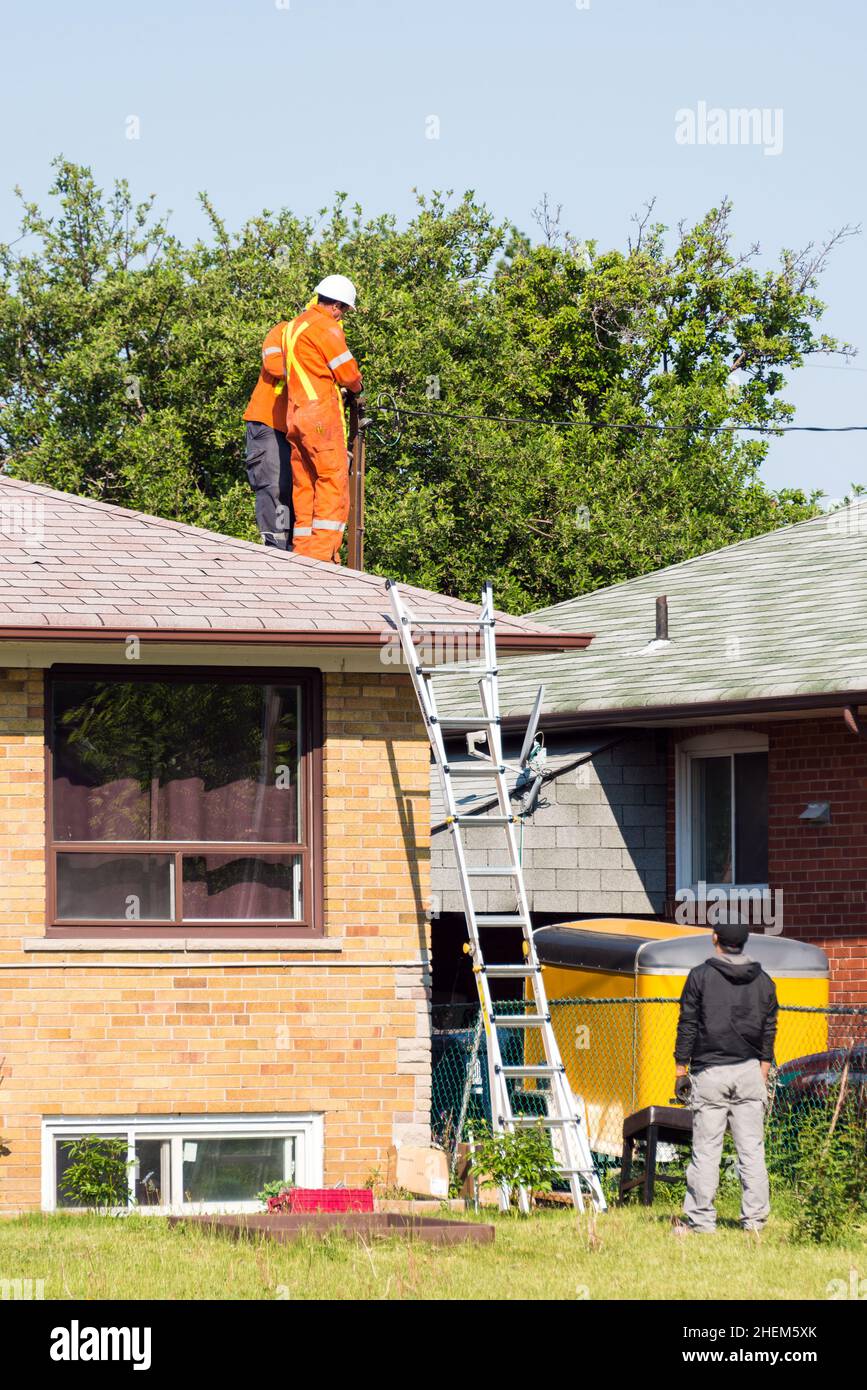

{"left": 530, "top": 501, "right": 867, "bottom": 620}
{"left": 0, "top": 475, "right": 324, "bottom": 565}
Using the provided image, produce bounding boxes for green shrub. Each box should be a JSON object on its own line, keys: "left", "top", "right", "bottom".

{"left": 790, "top": 1077, "right": 867, "bottom": 1246}
{"left": 469, "top": 1122, "right": 560, "bottom": 1210}
{"left": 58, "top": 1137, "right": 131, "bottom": 1212}
{"left": 256, "top": 1179, "right": 293, "bottom": 1208}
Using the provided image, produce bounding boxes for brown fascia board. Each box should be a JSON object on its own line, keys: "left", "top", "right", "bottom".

{"left": 501, "top": 688, "right": 867, "bottom": 731}
{"left": 0, "top": 625, "right": 594, "bottom": 654}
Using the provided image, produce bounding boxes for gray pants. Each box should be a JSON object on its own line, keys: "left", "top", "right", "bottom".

{"left": 245, "top": 422, "right": 294, "bottom": 547}
{"left": 684, "top": 1058, "right": 770, "bottom": 1232}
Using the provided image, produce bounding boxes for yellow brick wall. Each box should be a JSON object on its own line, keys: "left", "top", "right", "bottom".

{"left": 0, "top": 668, "right": 431, "bottom": 1211}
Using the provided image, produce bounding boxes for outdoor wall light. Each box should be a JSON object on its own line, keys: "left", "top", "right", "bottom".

{"left": 799, "top": 801, "right": 831, "bottom": 824}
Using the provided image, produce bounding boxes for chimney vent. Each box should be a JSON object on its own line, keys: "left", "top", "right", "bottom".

{"left": 655, "top": 595, "right": 668, "bottom": 642}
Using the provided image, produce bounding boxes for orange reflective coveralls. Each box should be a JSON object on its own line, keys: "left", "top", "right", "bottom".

{"left": 243, "top": 321, "right": 289, "bottom": 431}
{"left": 283, "top": 305, "right": 362, "bottom": 562}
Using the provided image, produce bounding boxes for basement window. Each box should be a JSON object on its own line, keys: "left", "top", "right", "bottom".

{"left": 47, "top": 667, "right": 322, "bottom": 937}
{"left": 675, "top": 731, "right": 769, "bottom": 893}
{"left": 42, "top": 1114, "right": 324, "bottom": 1214}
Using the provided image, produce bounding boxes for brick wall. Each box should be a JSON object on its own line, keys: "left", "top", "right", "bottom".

{"left": 665, "top": 717, "right": 867, "bottom": 1004}
{"left": 0, "top": 667, "right": 432, "bottom": 1212}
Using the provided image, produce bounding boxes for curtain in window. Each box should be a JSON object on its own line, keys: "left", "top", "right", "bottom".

{"left": 53, "top": 681, "right": 300, "bottom": 844}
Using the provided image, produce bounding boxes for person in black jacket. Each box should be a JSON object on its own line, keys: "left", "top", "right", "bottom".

{"left": 673, "top": 921, "right": 778, "bottom": 1233}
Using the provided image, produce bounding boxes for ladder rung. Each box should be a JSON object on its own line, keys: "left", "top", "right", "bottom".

{"left": 504, "top": 1116, "right": 571, "bottom": 1128}
{"left": 474, "top": 913, "right": 527, "bottom": 927}
{"left": 483, "top": 965, "right": 538, "bottom": 978}
{"left": 490, "top": 1014, "right": 549, "bottom": 1028}
{"left": 556, "top": 1167, "right": 596, "bottom": 1176}
{"left": 466, "top": 865, "right": 520, "bottom": 877}
{"left": 498, "top": 1065, "right": 563, "bottom": 1078}
{"left": 452, "top": 815, "right": 517, "bottom": 827}
{"left": 408, "top": 616, "right": 493, "bottom": 628}
{"left": 418, "top": 667, "right": 497, "bottom": 677}
{"left": 444, "top": 763, "right": 505, "bottom": 776}
{"left": 435, "top": 716, "right": 499, "bottom": 730}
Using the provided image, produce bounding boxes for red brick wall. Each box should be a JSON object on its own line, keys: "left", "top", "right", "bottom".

{"left": 666, "top": 717, "right": 867, "bottom": 1004}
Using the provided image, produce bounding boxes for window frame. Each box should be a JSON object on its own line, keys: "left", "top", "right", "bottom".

{"left": 45, "top": 665, "right": 323, "bottom": 938}
{"left": 675, "top": 730, "right": 769, "bottom": 897}
{"left": 41, "top": 1113, "right": 324, "bottom": 1215}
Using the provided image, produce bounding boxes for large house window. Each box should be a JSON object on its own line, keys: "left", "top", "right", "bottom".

{"left": 41, "top": 1114, "right": 324, "bottom": 1213}
{"left": 676, "top": 731, "right": 769, "bottom": 891}
{"left": 48, "top": 668, "right": 322, "bottom": 935}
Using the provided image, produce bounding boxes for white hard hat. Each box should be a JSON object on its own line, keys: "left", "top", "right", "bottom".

{"left": 314, "top": 274, "right": 357, "bottom": 309}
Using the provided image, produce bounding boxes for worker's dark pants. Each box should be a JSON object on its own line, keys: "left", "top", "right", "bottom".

{"left": 245, "top": 422, "right": 294, "bottom": 548}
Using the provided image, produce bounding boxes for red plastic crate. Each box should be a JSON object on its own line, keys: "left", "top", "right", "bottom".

{"left": 288, "top": 1188, "right": 374, "bottom": 1214}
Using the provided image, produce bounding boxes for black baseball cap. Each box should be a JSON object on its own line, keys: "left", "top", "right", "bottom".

{"left": 713, "top": 921, "right": 749, "bottom": 949}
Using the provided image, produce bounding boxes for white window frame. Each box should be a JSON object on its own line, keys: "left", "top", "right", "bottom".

{"left": 675, "top": 730, "right": 769, "bottom": 896}
{"left": 41, "top": 1113, "right": 324, "bottom": 1215}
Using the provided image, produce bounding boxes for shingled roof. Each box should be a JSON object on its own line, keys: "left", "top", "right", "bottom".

{"left": 0, "top": 478, "right": 588, "bottom": 652}
{"left": 436, "top": 502, "right": 867, "bottom": 721}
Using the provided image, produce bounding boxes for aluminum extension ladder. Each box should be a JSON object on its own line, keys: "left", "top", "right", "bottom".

{"left": 386, "top": 579, "right": 606, "bottom": 1214}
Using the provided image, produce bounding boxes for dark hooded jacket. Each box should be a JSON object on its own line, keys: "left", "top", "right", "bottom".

{"left": 674, "top": 954, "right": 778, "bottom": 1073}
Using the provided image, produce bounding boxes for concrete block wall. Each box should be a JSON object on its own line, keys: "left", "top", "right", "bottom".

{"left": 431, "top": 735, "right": 666, "bottom": 919}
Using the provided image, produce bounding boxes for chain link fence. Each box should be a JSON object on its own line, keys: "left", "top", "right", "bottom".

{"left": 431, "top": 998, "right": 867, "bottom": 1180}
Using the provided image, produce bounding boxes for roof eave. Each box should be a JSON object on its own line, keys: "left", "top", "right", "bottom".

{"left": 501, "top": 688, "right": 867, "bottom": 730}
{"left": 0, "top": 625, "right": 593, "bottom": 655}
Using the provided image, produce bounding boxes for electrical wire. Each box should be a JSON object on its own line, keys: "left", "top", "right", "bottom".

{"left": 369, "top": 400, "right": 867, "bottom": 435}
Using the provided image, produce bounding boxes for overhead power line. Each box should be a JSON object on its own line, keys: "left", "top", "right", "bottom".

{"left": 370, "top": 399, "right": 867, "bottom": 435}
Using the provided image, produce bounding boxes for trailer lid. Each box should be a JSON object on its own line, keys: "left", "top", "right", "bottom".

{"left": 534, "top": 918, "right": 829, "bottom": 977}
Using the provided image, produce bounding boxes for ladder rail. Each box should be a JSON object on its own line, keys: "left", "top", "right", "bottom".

{"left": 391, "top": 595, "right": 516, "bottom": 1200}
{"left": 425, "top": 661, "right": 516, "bottom": 1202}
{"left": 385, "top": 580, "right": 606, "bottom": 1215}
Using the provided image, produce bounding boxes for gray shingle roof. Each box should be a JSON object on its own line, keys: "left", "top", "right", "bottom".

{"left": 0, "top": 478, "right": 586, "bottom": 652}
{"left": 436, "top": 503, "right": 867, "bottom": 720}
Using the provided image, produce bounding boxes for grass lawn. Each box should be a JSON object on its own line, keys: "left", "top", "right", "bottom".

{"left": 1, "top": 1190, "right": 865, "bottom": 1300}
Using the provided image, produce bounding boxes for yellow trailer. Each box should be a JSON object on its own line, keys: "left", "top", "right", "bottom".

{"left": 528, "top": 919, "right": 829, "bottom": 1155}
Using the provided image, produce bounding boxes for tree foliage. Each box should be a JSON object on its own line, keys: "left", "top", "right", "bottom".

{"left": 0, "top": 160, "right": 854, "bottom": 610}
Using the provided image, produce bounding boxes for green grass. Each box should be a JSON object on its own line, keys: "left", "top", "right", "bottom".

{"left": 1, "top": 1190, "right": 865, "bottom": 1300}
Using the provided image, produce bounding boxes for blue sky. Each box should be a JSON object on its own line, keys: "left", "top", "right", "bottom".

{"left": 2, "top": 0, "right": 864, "bottom": 496}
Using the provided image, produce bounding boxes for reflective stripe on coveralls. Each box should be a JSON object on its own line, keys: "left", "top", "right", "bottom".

{"left": 281, "top": 320, "right": 318, "bottom": 402}
{"left": 283, "top": 317, "right": 346, "bottom": 443}
{"left": 327, "top": 350, "right": 353, "bottom": 370}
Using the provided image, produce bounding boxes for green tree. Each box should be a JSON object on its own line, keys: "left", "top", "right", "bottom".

{"left": 0, "top": 162, "right": 855, "bottom": 609}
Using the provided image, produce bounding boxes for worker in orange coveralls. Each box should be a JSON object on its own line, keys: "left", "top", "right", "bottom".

{"left": 283, "top": 275, "right": 362, "bottom": 562}
{"left": 243, "top": 320, "right": 294, "bottom": 548}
